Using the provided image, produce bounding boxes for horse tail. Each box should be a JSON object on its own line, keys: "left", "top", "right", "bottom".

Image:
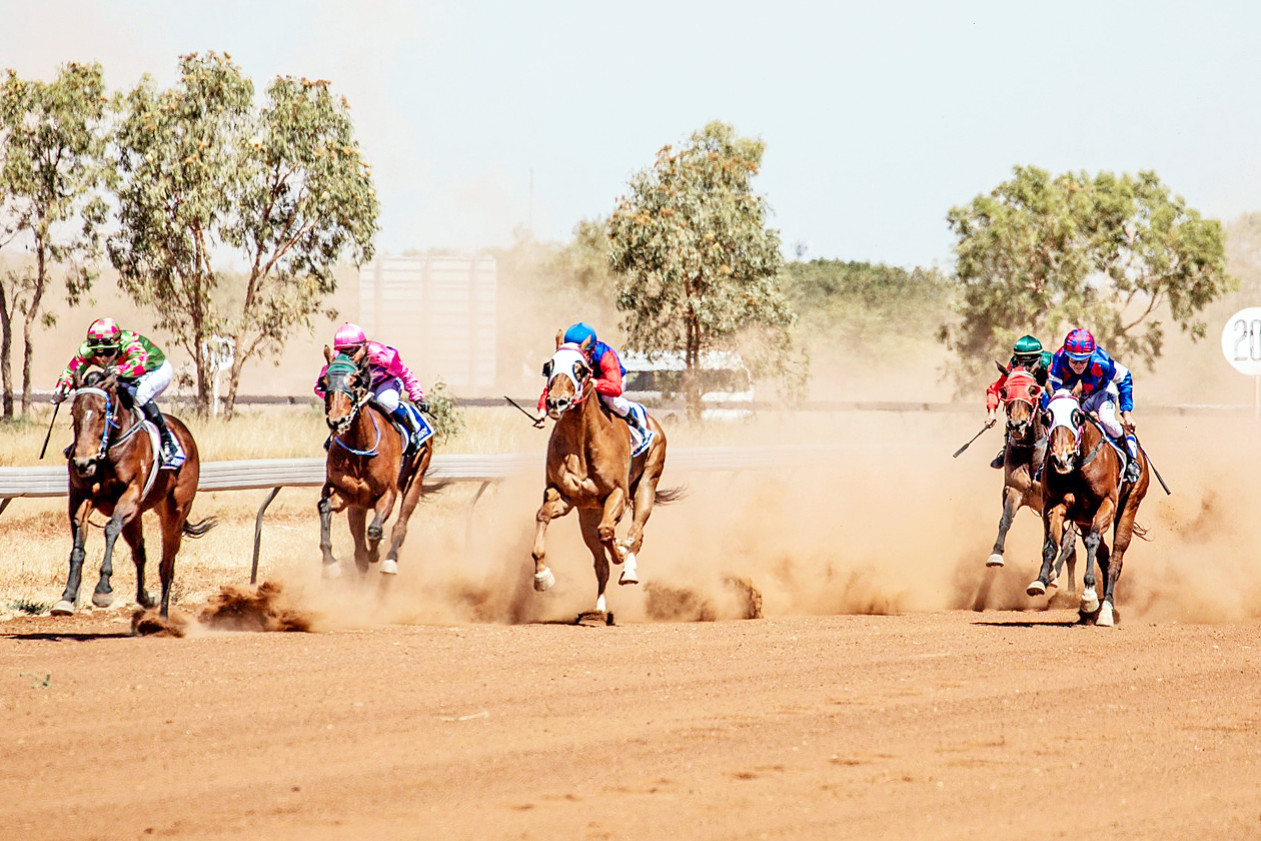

{"left": 183, "top": 516, "right": 218, "bottom": 538}
{"left": 654, "top": 485, "right": 687, "bottom": 505}
{"left": 1131, "top": 521, "right": 1149, "bottom": 542}
{"left": 422, "top": 479, "right": 452, "bottom": 495}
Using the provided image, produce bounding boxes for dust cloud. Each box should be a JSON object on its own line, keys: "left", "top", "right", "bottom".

{"left": 241, "top": 405, "right": 1261, "bottom": 630}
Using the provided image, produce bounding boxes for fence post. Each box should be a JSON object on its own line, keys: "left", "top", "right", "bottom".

{"left": 251, "top": 487, "right": 283, "bottom": 584}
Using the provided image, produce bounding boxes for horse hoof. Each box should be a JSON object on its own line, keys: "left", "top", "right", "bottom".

{"left": 618, "top": 552, "right": 639, "bottom": 586}
{"left": 367, "top": 526, "right": 383, "bottom": 542}
{"left": 1025, "top": 580, "right": 1047, "bottom": 597}
{"left": 50, "top": 600, "right": 75, "bottom": 616}
{"left": 1046, "top": 575, "right": 1059, "bottom": 591}
{"left": 92, "top": 592, "right": 114, "bottom": 608}
{"left": 1081, "top": 588, "right": 1099, "bottom": 614}
{"left": 379, "top": 559, "right": 398, "bottom": 575}
{"left": 534, "top": 567, "right": 556, "bottom": 592}
{"left": 322, "top": 562, "right": 342, "bottom": 580}
{"left": 1097, "top": 601, "right": 1115, "bottom": 627}
{"left": 985, "top": 553, "right": 1005, "bottom": 567}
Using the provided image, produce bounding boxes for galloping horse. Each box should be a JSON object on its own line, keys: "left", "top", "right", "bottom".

{"left": 531, "top": 334, "right": 680, "bottom": 616}
{"left": 985, "top": 365, "right": 1077, "bottom": 590}
{"left": 317, "top": 346, "right": 435, "bottom": 579}
{"left": 1027, "top": 390, "right": 1149, "bottom": 626}
{"left": 55, "top": 369, "right": 214, "bottom": 618}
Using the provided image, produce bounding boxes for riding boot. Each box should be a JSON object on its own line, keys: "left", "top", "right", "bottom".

{"left": 990, "top": 446, "right": 1006, "bottom": 469}
{"left": 141, "top": 401, "right": 183, "bottom": 469}
{"left": 389, "top": 405, "right": 418, "bottom": 457}
{"left": 625, "top": 404, "right": 654, "bottom": 449}
{"left": 1123, "top": 435, "right": 1140, "bottom": 483}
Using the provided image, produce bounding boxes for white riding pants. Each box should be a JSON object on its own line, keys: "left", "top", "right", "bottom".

{"left": 134, "top": 360, "right": 174, "bottom": 406}
{"left": 1081, "top": 387, "right": 1123, "bottom": 439}
{"left": 371, "top": 377, "right": 402, "bottom": 413}
{"left": 600, "top": 393, "right": 632, "bottom": 417}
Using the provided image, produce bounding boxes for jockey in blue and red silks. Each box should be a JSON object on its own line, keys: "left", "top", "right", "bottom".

{"left": 1043, "top": 328, "right": 1141, "bottom": 484}
{"left": 539, "top": 322, "right": 654, "bottom": 449}
{"left": 314, "top": 322, "right": 427, "bottom": 455}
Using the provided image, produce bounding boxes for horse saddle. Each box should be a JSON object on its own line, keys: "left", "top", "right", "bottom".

{"left": 394, "top": 403, "right": 434, "bottom": 452}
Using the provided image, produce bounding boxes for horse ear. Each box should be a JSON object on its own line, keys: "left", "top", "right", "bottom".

{"left": 996, "top": 361, "right": 1008, "bottom": 377}
{"left": 324, "top": 344, "right": 334, "bottom": 363}
{"left": 555, "top": 330, "right": 564, "bottom": 350}
{"left": 542, "top": 360, "right": 553, "bottom": 378}
{"left": 580, "top": 336, "right": 593, "bottom": 352}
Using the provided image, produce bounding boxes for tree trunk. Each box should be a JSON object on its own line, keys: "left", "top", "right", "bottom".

{"left": 21, "top": 232, "right": 48, "bottom": 415}
{"left": 684, "top": 311, "right": 702, "bottom": 423}
{"left": 0, "top": 284, "right": 13, "bottom": 419}
{"left": 224, "top": 337, "right": 245, "bottom": 421}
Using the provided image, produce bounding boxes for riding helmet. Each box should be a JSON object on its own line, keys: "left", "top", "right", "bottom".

{"left": 1063, "top": 328, "right": 1096, "bottom": 361}
{"left": 333, "top": 322, "right": 367, "bottom": 350}
{"left": 563, "top": 322, "right": 597, "bottom": 347}
{"left": 86, "top": 317, "right": 122, "bottom": 352}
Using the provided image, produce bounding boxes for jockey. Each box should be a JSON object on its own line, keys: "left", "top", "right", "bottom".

{"left": 1045, "top": 328, "right": 1140, "bottom": 484}
{"left": 314, "top": 322, "right": 427, "bottom": 456}
{"left": 541, "top": 322, "right": 654, "bottom": 449}
{"left": 53, "top": 317, "right": 185, "bottom": 469}
{"left": 986, "top": 334, "right": 1052, "bottom": 468}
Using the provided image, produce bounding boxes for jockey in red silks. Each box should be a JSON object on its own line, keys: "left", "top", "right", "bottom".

{"left": 539, "top": 322, "right": 654, "bottom": 450}
{"left": 1044, "top": 327, "right": 1140, "bottom": 484}
{"left": 53, "top": 317, "right": 185, "bottom": 469}
{"left": 984, "top": 334, "right": 1052, "bottom": 468}
{"left": 315, "top": 322, "right": 427, "bottom": 455}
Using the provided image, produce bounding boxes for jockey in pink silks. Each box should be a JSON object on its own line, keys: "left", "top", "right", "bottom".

{"left": 314, "top": 322, "right": 427, "bottom": 454}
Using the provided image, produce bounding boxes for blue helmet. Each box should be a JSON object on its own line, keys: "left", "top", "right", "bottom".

{"left": 563, "top": 322, "right": 597, "bottom": 347}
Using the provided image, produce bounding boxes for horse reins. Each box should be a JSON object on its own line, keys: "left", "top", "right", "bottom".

{"left": 325, "top": 359, "right": 382, "bottom": 456}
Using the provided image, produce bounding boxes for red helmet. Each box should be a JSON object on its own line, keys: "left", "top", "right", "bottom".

{"left": 333, "top": 322, "right": 367, "bottom": 350}
{"left": 1063, "top": 328, "right": 1096, "bottom": 361}
{"left": 86, "top": 318, "right": 121, "bottom": 352}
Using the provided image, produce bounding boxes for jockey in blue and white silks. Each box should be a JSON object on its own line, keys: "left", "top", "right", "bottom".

{"left": 1043, "top": 328, "right": 1140, "bottom": 483}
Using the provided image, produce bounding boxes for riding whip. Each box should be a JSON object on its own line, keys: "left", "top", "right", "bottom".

{"left": 39, "top": 400, "right": 61, "bottom": 460}
{"left": 952, "top": 419, "right": 996, "bottom": 458}
{"left": 1080, "top": 413, "right": 1171, "bottom": 495}
{"left": 504, "top": 395, "right": 545, "bottom": 427}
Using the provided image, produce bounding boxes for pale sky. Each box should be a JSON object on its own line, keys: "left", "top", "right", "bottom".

{"left": 5, "top": 0, "right": 1260, "bottom": 268}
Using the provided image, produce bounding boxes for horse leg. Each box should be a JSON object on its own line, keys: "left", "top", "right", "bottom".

{"left": 381, "top": 460, "right": 428, "bottom": 576}
{"left": 987, "top": 485, "right": 1020, "bottom": 567}
{"left": 52, "top": 499, "right": 91, "bottom": 615}
{"left": 93, "top": 510, "right": 133, "bottom": 608}
{"left": 1080, "top": 498, "right": 1116, "bottom": 619}
{"left": 579, "top": 507, "right": 611, "bottom": 615}
{"left": 617, "top": 478, "right": 661, "bottom": 585}
{"left": 366, "top": 488, "right": 398, "bottom": 567}
{"left": 124, "top": 518, "right": 155, "bottom": 609}
{"left": 531, "top": 487, "right": 573, "bottom": 592}
{"left": 1099, "top": 495, "right": 1143, "bottom": 628}
{"left": 347, "top": 507, "right": 370, "bottom": 577}
{"left": 1051, "top": 523, "right": 1077, "bottom": 593}
{"left": 1027, "top": 504, "right": 1066, "bottom": 596}
{"left": 596, "top": 485, "right": 627, "bottom": 563}
{"left": 318, "top": 485, "right": 341, "bottom": 579}
{"left": 156, "top": 501, "right": 186, "bottom": 619}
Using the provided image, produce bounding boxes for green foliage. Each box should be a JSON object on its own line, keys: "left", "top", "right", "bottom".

{"left": 422, "top": 380, "right": 465, "bottom": 444}
{"left": 608, "top": 121, "right": 802, "bottom": 418}
{"left": 0, "top": 62, "right": 109, "bottom": 416}
{"left": 783, "top": 259, "right": 950, "bottom": 360}
{"left": 942, "top": 165, "right": 1235, "bottom": 387}
{"left": 108, "top": 52, "right": 379, "bottom": 418}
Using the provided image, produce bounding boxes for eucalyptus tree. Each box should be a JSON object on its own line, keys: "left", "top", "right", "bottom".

{"left": 109, "top": 52, "right": 378, "bottom": 417}
{"left": 608, "top": 121, "right": 800, "bottom": 419}
{"left": 943, "top": 165, "right": 1233, "bottom": 385}
{"left": 0, "top": 62, "right": 109, "bottom": 417}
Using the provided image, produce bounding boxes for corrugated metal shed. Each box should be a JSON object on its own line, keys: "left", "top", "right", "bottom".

{"left": 358, "top": 256, "right": 497, "bottom": 393}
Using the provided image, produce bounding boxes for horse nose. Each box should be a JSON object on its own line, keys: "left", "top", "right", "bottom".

{"left": 72, "top": 457, "right": 95, "bottom": 477}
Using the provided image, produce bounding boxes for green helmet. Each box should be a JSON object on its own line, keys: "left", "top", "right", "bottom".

{"left": 1012, "top": 335, "right": 1042, "bottom": 355}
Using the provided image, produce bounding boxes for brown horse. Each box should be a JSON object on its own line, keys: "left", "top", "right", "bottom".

{"left": 54, "top": 369, "right": 214, "bottom": 618}
{"left": 317, "top": 346, "right": 435, "bottom": 579}
{"left": 531, "top": 334, "right": 680, "bottom": 616}
{"left": 1027, "top": 390, "right": 1149, "bottom": 626}
{"left": 985, "top": 366, "right": 1077, "bottom": 590}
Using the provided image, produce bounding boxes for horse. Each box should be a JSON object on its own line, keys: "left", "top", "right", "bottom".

{"left": 317, "top": 345, "right": 435, "bottom": 579}
{"left": 985, "top": 365, "right": 1077, "bottom": 591}
{"left": 1027, "top": 390, "right": 1149, "bottom": 626}
{"left": 531, "top": 334, "right": 681, "bottom": 617}
{"left": 54, "top": 369, "right": 215, "bottom": 618}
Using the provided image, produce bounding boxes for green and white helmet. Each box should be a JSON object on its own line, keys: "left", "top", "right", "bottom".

{"left": 1012, "top": 335, "right": 1042, "bottom": 356}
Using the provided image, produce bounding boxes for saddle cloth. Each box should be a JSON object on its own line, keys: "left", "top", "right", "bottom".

{"left": 395, "top": 403, "right": 434, "bottom": 451}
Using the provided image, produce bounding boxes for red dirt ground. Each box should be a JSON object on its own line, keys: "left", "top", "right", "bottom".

{"left": 2, "top": 606, "right": 1259, "bottom": 841}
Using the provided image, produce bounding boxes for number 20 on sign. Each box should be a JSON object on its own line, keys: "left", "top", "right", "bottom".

{"left": 1221, "top": 307, "right": 1261, "bottom": 419}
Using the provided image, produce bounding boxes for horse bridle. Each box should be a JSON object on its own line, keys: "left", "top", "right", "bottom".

{"left": 323, "top": 357, "right": 382, "bottom": 455}
{"left": 71, "top": 386, "right": 145, "bottom": 462}
{"left": 542, "top": 348, "right": 592, "bottom": 417}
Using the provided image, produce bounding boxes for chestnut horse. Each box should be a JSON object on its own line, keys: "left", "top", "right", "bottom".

{"left": 317, "top": 346, "right": 435, "bottom": 579}
{"left": 531, "top": 335, "right": 681, "bottom": 616}
{"left": 986, "top": 366, "right": 1077, "bottom": 590}
{"left": 54, "top": 369, "right": 214, "bottom": 618}
{"left": 1027, "top": 390, "right": 1149, "bottom": 626}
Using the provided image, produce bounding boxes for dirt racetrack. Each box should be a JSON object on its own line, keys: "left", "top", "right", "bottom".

{"left": 3, "top": 410, "right": 1261, "bottom": 840}
{"left": 1, "top": 609, "right": 1260, "bottom": 841}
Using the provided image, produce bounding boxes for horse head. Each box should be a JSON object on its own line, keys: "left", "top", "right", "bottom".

{"left": 542, "top": 336, "right": 592, "bottom": 420}
{"left": 67, "top": 368, "right": 124, "bottom": 478}
{"left": 1041, "top": 389, "right": 1086, "bottom": 475}
{"left": 1000, "top": 366, "right": 1043, "bottom": 446}
{"left": 321, "top": 345, "right": 371, "bottom": 435}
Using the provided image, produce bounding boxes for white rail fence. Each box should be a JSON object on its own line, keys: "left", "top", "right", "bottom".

{"left": 0, "top": 446, "right": 843, "bottom": 583}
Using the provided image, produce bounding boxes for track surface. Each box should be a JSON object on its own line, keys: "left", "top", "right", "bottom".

{"left": 3, "top": 609, "right": 1259, "bottom": 841}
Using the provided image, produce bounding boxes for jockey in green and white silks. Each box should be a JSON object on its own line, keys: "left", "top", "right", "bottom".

{"left": 53, "top": 317, "right": 184, "bottom": 468}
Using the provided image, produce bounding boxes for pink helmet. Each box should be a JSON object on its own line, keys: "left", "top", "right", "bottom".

{"left": 333, "top": 322, "right": 367, "bottom": 350}
{"left": 1063, "top": 328, "right": 1096, "bottom": 361}
{"left": 86, "top": 317, "right": 121, "bottom": 351}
